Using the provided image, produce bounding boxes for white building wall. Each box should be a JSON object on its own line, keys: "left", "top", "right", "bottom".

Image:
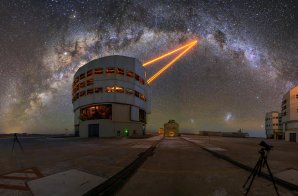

{"left": 281, "top": 86, "right": 298, "bottom": 142}
{"left": 265, "top": 111, "right": 282, "bottom": 139}
{"left": 72, "top": 55, "right": 150, "bottom": 138}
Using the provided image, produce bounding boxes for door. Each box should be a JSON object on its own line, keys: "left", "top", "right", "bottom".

{"left": 289, "top": 133, "right": 296, "bottom": 142}
{"left": 88, "top": 124, "right": 99, "bottom": 137}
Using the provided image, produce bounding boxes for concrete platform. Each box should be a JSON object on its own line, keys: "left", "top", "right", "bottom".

{"left": 0, "top": 136, "right": 158, "bottom": 195}
{"left": 0, "top": 135, "right": 297, "bottom": 195}
{"left": 119, "top": 137, "right": 296, "bottom": 196}
{"left": 275, "top": 169, "right": 298, "bottom": 186}
{"left": 28, "top": 169, "right": 105, "bottom": 196}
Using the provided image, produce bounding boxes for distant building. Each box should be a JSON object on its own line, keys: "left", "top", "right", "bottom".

{"left": 72, "top": 55, "right": 151, "bottom": 138}
{"left": 281, "top": 86, "right": 298, "bottom": 142}
{"left": 265, "top": 111, "right": 283, "bottom": 139}
{"left": 158, "top": 128, "right": 164, "bottom": 135}
{"left": 164, "top": 120, "right": 179, "bottom": 137}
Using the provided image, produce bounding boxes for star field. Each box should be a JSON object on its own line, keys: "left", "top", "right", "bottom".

{"left": 0, "top": 0, "right": 297, "bottom": 136}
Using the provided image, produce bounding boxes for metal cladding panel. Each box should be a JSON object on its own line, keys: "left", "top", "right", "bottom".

{"left": 112, "top": 104, "right": 130, "bottom": 122}
{"left": 131, "top": 106, "right": 139, "bottom": 121}
{"left": 72, "top": 55, "right": 151, "bottom": 117}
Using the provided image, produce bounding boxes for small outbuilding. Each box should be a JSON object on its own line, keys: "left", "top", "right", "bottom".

{"left": 158, "top": 128, "right": 164, "bottom": 135}
{"left": 164, "top": 120, "right": 179, "bottom": 137}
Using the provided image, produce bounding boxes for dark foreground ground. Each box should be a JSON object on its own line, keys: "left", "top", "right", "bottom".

{"left": 0, "top": 135, "right": 297, "bottom": 195}
{"left": 119, "top": 137, "right": 296, "bottom": 196}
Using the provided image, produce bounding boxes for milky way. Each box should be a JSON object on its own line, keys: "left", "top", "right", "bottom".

{"left": 0, "top": 0, "right": 297, "bottom": 136}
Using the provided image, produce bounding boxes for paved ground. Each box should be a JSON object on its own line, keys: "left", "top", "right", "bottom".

{"left": 183, "top": 135, "right": 298, "bottom": 175}
{"left": 0, "top": 135, "right": 297, "bottom": 195}
{"left": 0, "top": 136, "right": 161, "bottom": 195}
{"left": 119, "top": 137, "right": 296, "bottom": 196}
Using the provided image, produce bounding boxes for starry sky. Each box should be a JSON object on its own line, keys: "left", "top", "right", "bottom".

{"left": 0, "top": 0, "right": 297, "bottom": 136}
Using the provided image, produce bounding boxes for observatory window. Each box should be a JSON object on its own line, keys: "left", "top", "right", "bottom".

{"left": 94, "top": 68, "right": 103, "bottom": 74}
{"left": 86, "top": 79, "right": 94, "bottom": 86}
{"left": 74, "top": 77, "right": 79, "bottom": 85}
{"left": 79, "top": 91, "right": 86, "bottom": 97}
{"left": 105, "top": 86, "right": 115, "bottom": 93}
{"left": 127, "top": 71, "right": 134, "bottom": 78}
{"left": 134, "top": 91, "right": 140, "bottom": 98}
{"left": 139, "top": 109, "right": 146, "bottom": 123}
{"left": 140, "top": 94, "right": 146, "bottom": 101}
{"left": 80, "top": 104, "right": 112, "bottom": 120}
{"left": 94, "top": 87, "right": 103, "bottom": 93}
{"left": 87, "top": 89, "right": 94, "bottom": 95}
{"left": 87, "top": 70, "right": 93, "bottom": 77}
{"left": 126, "top": 88, "right": 134, "bottom": 95}
{"left": 80, "top": 73, "right": 85, "bottom": 80}
{"left": 135, "top": 74, "right": 140, "bottom": 81}
{"left": 115, "top": 86, "right": 124, "bottom": 93}
{"left": 106, "top": 67, "right": 115, "bottom": 74}
{"left": 79, "top": 82, "right": 86, "bottom": 89}
{"left": 73, "top": 85, "right": 79, "bottom": 93}
{"left": 105, "top": 86, "right": 124, "bottom": 93}
{"left": 117, "top": 68, "right": 125, "bottom": 75}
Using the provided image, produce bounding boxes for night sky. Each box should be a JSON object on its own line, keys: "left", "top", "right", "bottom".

{"left": 1, "top": 0, "right": 297, "bottom": 136}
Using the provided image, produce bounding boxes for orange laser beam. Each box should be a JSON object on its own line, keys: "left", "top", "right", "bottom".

{"left": 147, "top": 42, "right": 196, "bottom": 84}
{"left": 143, "top": 40, "right": 198, "bottom": 67}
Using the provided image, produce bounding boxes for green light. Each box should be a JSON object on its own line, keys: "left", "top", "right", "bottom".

{"left": 124, "top": 128, "right": 129, "bottom": 136}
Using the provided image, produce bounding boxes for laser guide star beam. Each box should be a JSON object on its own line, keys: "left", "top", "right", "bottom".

{"left": 143, "top": 40, "right": 198, "bottom": 84}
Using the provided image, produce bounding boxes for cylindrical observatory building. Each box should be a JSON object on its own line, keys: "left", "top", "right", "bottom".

{"left": 72, "top": 55, "right": 151, "bottom": 137}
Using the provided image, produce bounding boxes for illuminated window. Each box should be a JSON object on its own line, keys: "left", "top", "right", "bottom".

{"left": 87, "top": 89, "right": 94, "bottom": 95}
{"left": 94, "top": 68, "right": 103, "bottom": 74}
{"left": 135, "top": 91, "right": 140, "bottom": 98}
{"left": 73, "top": 84, "right": 79, "bottom": 94}
{"left": 117, "top": 68, "right": 124, "bottom": 75}
{"left": 105, "top": 86, "right": 114, "bottom": 93}
{"left": 135, "top": 74, "right": 140, "bottom": 81}
{"left": 87, "top": 70, "right": 93, "bottom": 77}
{"left": 79, "top": 82, "right": 85, "bottom": 89}
{"left": 80, "top": 73, "right": 85, "bottom": 80}
{"left": 94, "top": 87, "right": 103, "bottom": 93}
{"left": 105, "top": 86, "right": 124, "bottom": 93}
{"left": 74, "top": 77, "right": 79, "bottom": 85}
{"left": 79, "top": 91, "right": 86, "bottom": 97}
{"left": 86, "top": 79, "right": 94, "bottom": 86}
{"left": 140, "top": 94, "right": 146, "bottom": 101}
{"left": 106, "top": 67, "right": 115, "bottom": 74}
{"left": 115, "top": 86, "right": 124, "bottom": 93}
{"left": 127, "top": 70, "right": 134, "bottom": 78}
{"left": 126, "top": 88, "right": 134, "bottom": 95}
{"left": 80, "top": 104, "right": 112, "bottom": 121}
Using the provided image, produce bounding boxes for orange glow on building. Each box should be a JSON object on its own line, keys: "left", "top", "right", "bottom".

{"left": 147, "top": 41, "right": 197, "bottom": 84}
{"left": 143, "top": 40, "right": 198, "bottom": 67}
